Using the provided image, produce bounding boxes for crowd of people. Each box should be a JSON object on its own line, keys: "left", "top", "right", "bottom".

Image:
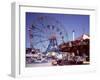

{"left": 26, "top": 48, "right": 89, "bottom": 66}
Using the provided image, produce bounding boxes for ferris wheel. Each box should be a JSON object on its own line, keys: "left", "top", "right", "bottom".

{"left": 26, "top": 15, "right": 69, "bottom": 53}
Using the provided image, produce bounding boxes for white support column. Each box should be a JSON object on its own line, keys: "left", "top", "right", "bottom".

{"left": 72, "top": 30, "right": 75, "bottom": 41}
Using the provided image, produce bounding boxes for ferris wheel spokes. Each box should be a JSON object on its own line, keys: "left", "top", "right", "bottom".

{"left": 26, "top": 15, "right": 69, "bottom": 53}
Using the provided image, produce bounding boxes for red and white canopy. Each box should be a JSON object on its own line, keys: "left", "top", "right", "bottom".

{"left": 76, "top": 34, "right": 90, "bottom": 40}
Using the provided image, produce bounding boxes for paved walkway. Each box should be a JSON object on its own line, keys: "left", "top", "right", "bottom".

{"left": 26, "top": 62, "right": 52, "bottom": 67}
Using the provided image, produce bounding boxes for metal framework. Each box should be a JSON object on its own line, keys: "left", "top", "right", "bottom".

{"left": 26, "top": 15, "right": 69, "bottom": 53}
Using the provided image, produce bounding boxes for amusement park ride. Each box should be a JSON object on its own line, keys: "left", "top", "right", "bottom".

{"left": 26, "top": 16, "right": 68, "bottom": 54}
{"left": 26, "top": 15, "right": 89, "bottom": 66}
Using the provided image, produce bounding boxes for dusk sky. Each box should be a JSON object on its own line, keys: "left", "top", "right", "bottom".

{"left": 26, "top": 12, "right": 89, "bottom": 52}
